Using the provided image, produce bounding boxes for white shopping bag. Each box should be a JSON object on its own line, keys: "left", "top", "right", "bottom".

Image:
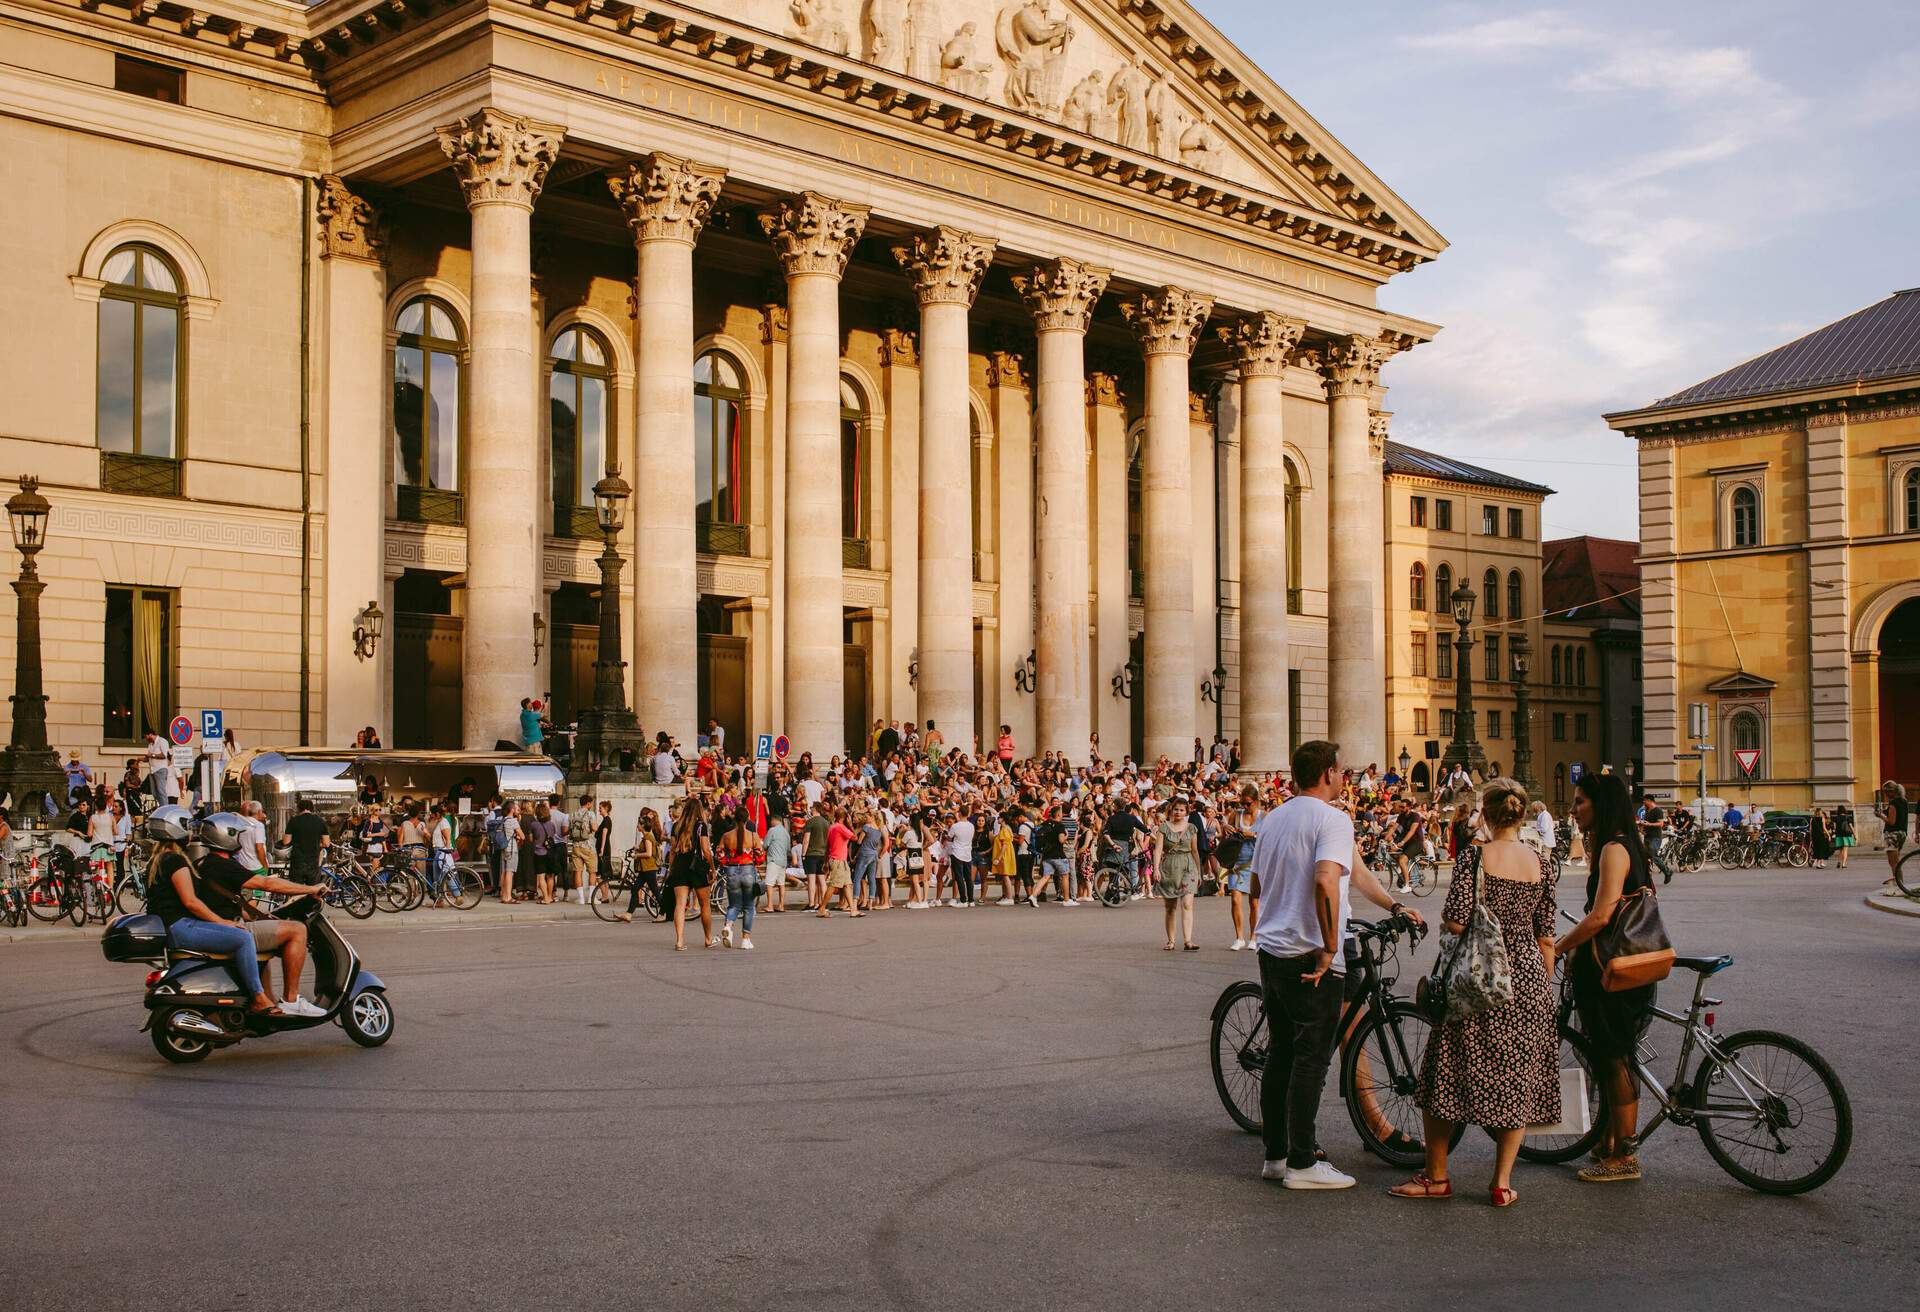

{"left": 1527, "top": 1068, "right": 1592, "bottom": 1138}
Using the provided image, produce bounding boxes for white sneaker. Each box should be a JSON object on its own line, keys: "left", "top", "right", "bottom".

{"left": 721, "top": 925, "right": 733, "bottom": 947}
{"left": 997, "top": 897, "right": 1015, "bottom": 906}
{"left": 1230, "top": 938, "right": 1246, "bottom": 951}
{"left": 279, "top": 997, "right": 326, "bottom": 1018}
{"left": 1062, "top": 898, "right": 1080, "bottom": 907}
{"left": 1282, "top": 1161, "right": 1356, "bottom": 1190}
{"left": 740, "top": 939, "right": 754, "bottom": 951}
{"left": 1260, "top": 1160, "right": 1288, "bottom": 1181}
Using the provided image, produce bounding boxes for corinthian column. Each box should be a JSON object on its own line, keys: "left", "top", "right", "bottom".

{"left": 437, "top": 109, "right": 561, "bottom": 749}
{"left": 761, "top": 192, "right": 869, "bottom": 760}
{"left": 1121, "top": 285, "right": 1213, "bottom": 763}
{"left": 1221, "top": 311, "right": 1306, "bottom": 773}
{"left": 894, "top": 227, "right": 997, "bottom": 759}
{"left": 1016, "top": 258, "right": 1109, "bottom": 763}
{"left": 609, "top": 153, "right": 725, "bottom": 750}
{"left": 316, "top": 176, "right": 388, "bottom": 748}
{"left": 1321, "top": 333, "right": 1396, "bottom": 770}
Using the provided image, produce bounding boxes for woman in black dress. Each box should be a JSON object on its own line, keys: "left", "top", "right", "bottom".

{"left": 1555, "top": 772, "right": 1657, "bottom": 1183}
{"left": 666, "top": 795, "right": 716, "bottom": 951}
{"left": 1809, "top": 808, "right": 1833, "bottom": 868}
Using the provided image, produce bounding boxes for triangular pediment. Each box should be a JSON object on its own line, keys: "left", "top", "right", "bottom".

{"left": 1705, "top": 670, "right": 1778, "bottom": 695}
{"left": 684, "top": 0, "right": 1441, "bottom": 252}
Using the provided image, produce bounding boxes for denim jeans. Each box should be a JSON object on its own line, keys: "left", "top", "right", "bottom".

{"left": 1256, "top": 949, "right": 1345, "bottom": 1169}
{"left": 724, "top": 872, "right": 757, "bottom": 933}
{"left": 167, "top": 918, "right": 263, "bottom": 996}
{"left": 852, "top": 853, "right": 878, "bottom": 900}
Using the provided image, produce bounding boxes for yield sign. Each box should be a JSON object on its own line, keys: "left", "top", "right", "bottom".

{"left": 1734, "top": 748, "right": 1761, "bottom": 777}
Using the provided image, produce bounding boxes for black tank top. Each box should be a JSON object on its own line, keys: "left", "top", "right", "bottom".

{"left": 1585, "top": 836, "right": 1650, "bottom": 913}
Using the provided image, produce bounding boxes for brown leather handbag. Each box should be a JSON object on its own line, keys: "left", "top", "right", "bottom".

{"left": 1590, "top": 883, "right": 1675, "bottom": 991}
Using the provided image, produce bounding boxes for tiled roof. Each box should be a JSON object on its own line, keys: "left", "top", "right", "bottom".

{"left": 1645, "top": 288, "right": 1920, "bottom": 411}
{"left": 1381, "top": 441, "right": 1554, "bottom": 495}
{"left": 1542, "top": 536, "right": 1641, "bottom": 621}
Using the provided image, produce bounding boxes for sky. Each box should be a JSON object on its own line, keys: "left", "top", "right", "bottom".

{"left": 1204, "top": 1, "right": 1920, "bottom": 540}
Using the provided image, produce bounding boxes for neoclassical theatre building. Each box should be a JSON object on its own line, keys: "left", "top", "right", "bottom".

{"left": 0, "top": 0, "right": 1444, "bottom": 769}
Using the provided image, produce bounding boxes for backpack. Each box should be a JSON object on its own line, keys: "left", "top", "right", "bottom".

{"left": 568, "top": 810, "right": 594, "bottom": 844}
{"left": 485, "top": 812, "right": 508, "bottom": 851}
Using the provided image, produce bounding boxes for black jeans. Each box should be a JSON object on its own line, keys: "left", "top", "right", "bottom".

{"left": 1257, "top": 949, "right": 1345, "bottom": 1169}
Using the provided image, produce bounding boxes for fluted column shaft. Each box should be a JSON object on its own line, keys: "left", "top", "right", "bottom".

{"left": 896, "top": 228, "right": 995, "bottom": 758}
{"left": 1223, "top": 312, "right": 1306, "bottom": 773}
{"left": 438, "top": 110, "right": 561, "bottom": 749}
{"left": 1123, "top": 286, "right": 1213, "bottom": 763}
{"left": 1323, "top": 334, "right": 1395, "bottom": 770}
{"left": 611, "top": 155, "right": 725, "bottom": 749}
{"left": 763, "top": 193, "right": 869, "bottom": 761}
{"left": 1019, "top": 259, "right": 1110, "bottom": 763}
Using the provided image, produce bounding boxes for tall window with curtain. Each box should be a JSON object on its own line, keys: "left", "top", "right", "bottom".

{"left": 1483, "top": 568, "right": 1500, "bottom": 619}
{"left": 97, "top": 244, "right": 184, "bottom": 495}
{"left": 393, "top": 297, "right": 464, "bottom": 523}
{"left": 1507, "top": 570, "right": 1522, "bottom": 623}
{"left": 1409, "top": 561, "right": 1426, "bottom": 611}
{"left": 550, "top": 326, "right": 612, "bottom": 537}
{"left": 1729, "top": 709, "right": 1763, "bottom": 775}
{"left": 1434, "top": 563, "right": 1453, "bottom": 614}
{"left": 1285, "top": 458, "right": 1303, "bottom": 613}
{"left": 103, "top": 585, "right": 173, "bottom": 744}
{"left": 694, "top": 350, "right": 748, "bottom": 554}
{"left": 840, "top": 377, "right": 870, "bottom": 568}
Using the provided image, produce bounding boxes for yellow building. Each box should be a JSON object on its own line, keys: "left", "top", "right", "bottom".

{"left": 1382, "top": 442, "right": 1551, "bottom": 793}
{"left": 1608, "top": 289, "right": 1920, "bottom": 817}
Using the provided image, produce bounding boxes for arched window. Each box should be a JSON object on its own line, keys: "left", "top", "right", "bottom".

{"left": 1284, "top": 457, "right": 1304, "bottom": 612}
{"left": 1483, "top": 568, "right": 1501, "bottom": 619}
{"left": 1433, "top": 563, "right": 1453, "bottom": 615}
{"left": 1507, "top": 570, "right": 1523, "bottom": 622}
{"left": 1553, "top": 762, "right": 1567, "bottom": 804}
{"left": 695, "top": 350, "right": 748, "bottom": 554}
{"left": 1905, "top": 468, "right": 1920, "bottom": 533}
{"left": 393, "top": 296, "right": 464, "bottom": 523}
{"left": 1551, "top": 645, "right": 1562, "bottom": 685}
{"left": 1409, "top": 561, "right": 1426, "bottom": 612}
{"left": 1576, "top": 647, "right": 1588, "bottom": 686}
{"left": 1730, "top": 485, "right": 1759, "bottom": 547}
{"left": 97, "top": 243, "right": 183, "bottom": 464}
{"left": 841, "top": 376, "right": 870, "bottom": 566}
{"left": 549, "top": 326, "right": 612, "bottom": 537}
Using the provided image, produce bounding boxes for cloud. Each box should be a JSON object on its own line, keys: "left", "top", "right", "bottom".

{"left": 1399, "top": 9, "right": 1595, "bottom": 57}
{"left": 1566, "top": 46, "right": 1770, "bottom": 100}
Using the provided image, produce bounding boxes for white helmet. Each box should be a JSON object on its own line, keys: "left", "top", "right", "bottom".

{"left": 196, "top": 811, "right": 249, "bottom": 854}
{"left": 145, "top": 803, "right": 194, "bottom": 844}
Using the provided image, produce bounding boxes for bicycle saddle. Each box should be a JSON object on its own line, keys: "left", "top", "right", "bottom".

{"left": 1673, "top": 953, "right": 1733, "bottom": 975}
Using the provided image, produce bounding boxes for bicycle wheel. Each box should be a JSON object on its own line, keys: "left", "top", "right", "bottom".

{"left": 1894, "top": 847, "right": 1920, "bottom": 897}
{"left": 1411, "top": 860, "right": 1438, "bottom": 898}
{"left": 26, "top": 873, "right": 68, "bottom": 923}
{"left": 399, "top": 868, "right": 427, "bottom": 912}
{"left": 1341, "top": 1001, "right": 1464, "bottom": 1168}
{"left": 1209, "top": 980, "right": 1265, "bottom": 1134}
{"left": 1514, "top": 1026, "right": 1608, "bottom": 1163}
{"left": 1693, "top": 1029, "right": 1851, "bottom": 1195}
{"left": 339, "top": 875, "right": 377, "bottom": 919}
{"left": 372, "top": 869, "right": 410, "bottom": 913}
{"left": 89, "top": 881, "right": 115, "bottom": 924}
{"left": 115, "top": 877, "right": 146, "bottom": 915}
{"left": 452, "top": 866, "right": 486, "bottom": 910}
{"left": 67, "top": 879, "right": 88, "bottom": 926}
{"left": 590, "top": 876, "right": 631, "bottom": 923}
{"left": 643, "top": 883, "right": 664, "bottom": 920}
{"left": 1099, "top": 873, "right": 1129, "bottom": 907}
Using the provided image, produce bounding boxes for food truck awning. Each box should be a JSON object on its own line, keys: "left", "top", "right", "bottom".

{"left": 236, "top": 749, "right": 567, "bottom": 805}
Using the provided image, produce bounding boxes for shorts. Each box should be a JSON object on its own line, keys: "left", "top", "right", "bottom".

{"left": 1040, "top": 857, "right": 1070, "bottom": 880}
{"left": 1225, "top": 864, "right": 1252, "bottom": 894}
{"left": 1890, "top": 831, "right": 1909, "bottom": 853}
{"left": 827, "top": 859, "right": 851, "bottom": 890}
{"left": 246, "top": 919, "right": 290, "bottom": 954}
{"left": 804, "top": 856, "right": 825, "bottom": 876}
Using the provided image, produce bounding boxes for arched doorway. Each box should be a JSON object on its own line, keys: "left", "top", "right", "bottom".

{"left": 1880, "top": 598, "right": 1920, "bottom": 793}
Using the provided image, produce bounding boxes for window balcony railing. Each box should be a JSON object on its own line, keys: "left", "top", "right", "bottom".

{"left": 843, "top": 536, "right": 870, "bottom": 570}
{"left": 552, "top": 502, "right": 601, "bottom": 540}
{"left": 1287, "top": 587, "right": 1303, "bottom": 615}
{"left": 698, "top": 519, "right": 751, "bottom": 557}
{"left": 100, "top": 451, "right": 181, "bottom": 498}
{"left": 396, "top": 486, "right": 465, "bottom": 526}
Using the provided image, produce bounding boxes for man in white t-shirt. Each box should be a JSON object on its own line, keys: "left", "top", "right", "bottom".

{"left": 1248, "top": 739, "right": 1422, "bottom": 1190}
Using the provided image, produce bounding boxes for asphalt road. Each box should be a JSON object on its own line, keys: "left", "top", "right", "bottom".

{"left": 3, "top": 866, "right": 1914, "bottom": 1311}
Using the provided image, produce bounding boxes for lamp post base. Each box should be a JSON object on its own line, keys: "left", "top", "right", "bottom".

{"left": 0, "top": 745, "right": 67, "bottom": 818}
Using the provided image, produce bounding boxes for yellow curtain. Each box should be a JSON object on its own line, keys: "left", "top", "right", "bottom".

{"left": 137, "top": 593, "right": 166, "bottom": 739}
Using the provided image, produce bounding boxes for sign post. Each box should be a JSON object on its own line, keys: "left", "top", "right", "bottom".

{"left": 755, "top": 733, "right": 773, "bottom": 762}
{"left": 200, "top": 709, "right": 224, "bottom": 742}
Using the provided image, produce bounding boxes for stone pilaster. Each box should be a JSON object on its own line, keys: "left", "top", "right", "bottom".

{"left": 436, "top": 109, "right": 562, "bottom": 749}
{"left": 1320, "top": 332, "right": 1394, "bottom": 770}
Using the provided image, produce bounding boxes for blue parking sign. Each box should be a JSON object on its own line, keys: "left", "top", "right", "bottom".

{"left": 201, "top": 709, "right": 224, "bottom": 741}
{"left": 755, "top": 733, "right": 773, "bottom": 760}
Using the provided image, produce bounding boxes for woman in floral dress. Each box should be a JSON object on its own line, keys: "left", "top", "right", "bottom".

{"left": 1392, "top": 779, "right": 1560, "bottom": 1207}
{"left": 1152, "top": 798, "right": 1201, "bottom": 951}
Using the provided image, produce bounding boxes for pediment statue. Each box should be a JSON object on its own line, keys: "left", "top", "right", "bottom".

{"left": 1062, "top": 69, "right": 1112, "bottom": 138}
{"left": 1106, "top": 59, "right": 1152, "bottom": 150}
{"left": 789, "top": 0, "right": 851, "bottom": 55}
{"left": 940, "top": 20, "right": 993, "bottom": 96}
{"left": 862, "top": 0, "right": 907, "bottom": 72}
{"left": 995, "top": 0, "right": 1074, "bottom": 117}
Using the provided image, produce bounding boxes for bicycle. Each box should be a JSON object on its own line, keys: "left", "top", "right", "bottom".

{"left": 314, "top": 861, "right": 378, "bottom": 919}
{"left": 1391, "top": 850, "right": 1442, "bottom": 899}
{"left": 1209, "top": 912, "right": 1466, "bottom": 1169}
{"left": 589, "top": 848, "right": 663, "bottom": 923}
{"left": 113, "top": 841, "right": 154, "bottom": 913}
{"left": 1097, "top": 845, "right": 1142, "bottom": 907}
{"left": 1892, "top": 844, "right": 1920, "bottom": 897}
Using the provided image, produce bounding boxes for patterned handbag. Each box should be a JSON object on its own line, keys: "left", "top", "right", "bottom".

{"left": 1420, "top": 849, "right": 1514, "bottom": 1022}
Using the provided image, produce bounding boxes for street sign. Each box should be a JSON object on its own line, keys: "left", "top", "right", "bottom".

{"left": 200, "top": 709, "right": 223, "bottom": 741}
{"left": 755, "top": 733, "right": 773, "bottom": 761}
{"left": 1672, "top": 751, "right": 1704, "bottom": 761}
{"left": 1734, "top": 748, "right": 1761, "bottom": 777}
{"left": 1688, "top": 702, "right": 1710, "bottom": 741}
{"left": 168, "top": 715, "right": 194, "bottom": 746}
{"left": 170, "top": 744, "right": 194, "bottom": 770}
{"left": 773, "top": 734, "right": 790, "bottom": 761}
{"left": 1569, "top": 762, "right": 1585, "bottom": 784}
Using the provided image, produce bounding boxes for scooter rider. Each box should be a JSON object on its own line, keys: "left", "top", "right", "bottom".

{"left": 195, "top": 812, "right": 331, "bottom": 1018}
{"left": 144, "top": 806, "right": 324, "bottom": 1018}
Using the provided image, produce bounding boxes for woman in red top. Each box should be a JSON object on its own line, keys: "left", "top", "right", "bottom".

{"left": 817, "top": 806, "right": 864, "bottom": 918}
{"left": 997, "top": 725, "right": 1015, "bottom": 764}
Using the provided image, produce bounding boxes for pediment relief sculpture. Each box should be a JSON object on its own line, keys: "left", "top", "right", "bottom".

{"left": 788, "top": 0, "right": 852, "bottom": 56}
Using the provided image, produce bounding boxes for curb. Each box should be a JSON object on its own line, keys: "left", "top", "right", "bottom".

{"left": 1864, "top": 893, "right": 1920, "bottom": 919}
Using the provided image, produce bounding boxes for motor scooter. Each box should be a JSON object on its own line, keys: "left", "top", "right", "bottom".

{"left": 102, "top": 894, "right": 394, "bottom": 1063}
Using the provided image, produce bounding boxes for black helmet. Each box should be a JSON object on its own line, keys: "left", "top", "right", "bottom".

{"left": 144, "top": 803, "right": 194, "bottom": 844}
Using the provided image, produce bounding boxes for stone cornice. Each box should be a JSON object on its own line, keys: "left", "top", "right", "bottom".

{"left": 1610, "top": 384, "right": 1920, "bottom": 441}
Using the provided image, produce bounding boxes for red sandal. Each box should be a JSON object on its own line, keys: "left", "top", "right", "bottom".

{"left": 1387, "top": 1173, "right": 1452, "bottom": 1199}
{"left": 1489, "top": 1186, "right": 1519, "bottom": 1208}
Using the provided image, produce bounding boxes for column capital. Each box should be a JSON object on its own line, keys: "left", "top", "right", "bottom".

{"left": 760, "top": 191, "right": 870, "bottom": 278}
{"left": 1120, "top": 285, "right": 1214, "bottom": 358}
{"left": 1013, "top": 256, "right": 1111, "bottom": 333}
{"left": 435, "top": 108, "right": 562, "bottom": 210}
{"left": 1218, "top": 310, "right": 1307, "bottom": 377}
{"left": 1369, "top": 409, "right": 1392, "bottom": 458}
{"left": 1086, "top": 371, "right": 1123, "bottom": 407}
{"left": 1320, "top": 333, "right": 1398, "bottom": 398}
{"left": 607, "top": 152, "right": 725, "bottom": 244}
{"left": 1188, "top": 390, "right": 1216, "bottom": 425}
{"left": 315, "top": 175, "right": 384, "bottom": 262}
{"left": 893, "top": 226, "right": 996, "bottom": 307}
{"left": 879, "top": 324, "right": 919, "bottom": 367}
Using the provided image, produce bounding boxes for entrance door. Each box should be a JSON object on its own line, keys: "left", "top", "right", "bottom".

{"left": 1880, "top": 598, "right": 1920, "bottom": 794}
{"left": 548, "top": 583, "right": 598, "bottom": 729}
{"left": 699, "top": 633, "right": 749, "bottom": 758}
{"left": 393, "top": 614, "right": 464, "bottom": 748}
{"left": 843, "top": 643, "right": 868, "bottom": 757}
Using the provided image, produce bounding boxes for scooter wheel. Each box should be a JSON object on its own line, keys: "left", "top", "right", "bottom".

{"left": 343, "top": 990, "right": 395, "bottom": 1048}
{"left": 151, "top": 1010, "right": 214, "bottom": 1064}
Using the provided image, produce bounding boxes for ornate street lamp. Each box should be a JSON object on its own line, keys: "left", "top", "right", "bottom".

{"left": 1397, "top": 745, "right": 1412, "bottom": 784}
{"left": 1510, "top": 631, "right": 1537, "bottom": 796}
{"left": 352, "top": 600, "right": 384, "bottom": 662}
{"left": 0, "top": 477, "right": 69, "bottom": 817}
{"left": 1440, "top": 581, "right": 1487, "bottom": 779}
{"left": 570, "top": 468, "right": 642, "bottom": 776}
